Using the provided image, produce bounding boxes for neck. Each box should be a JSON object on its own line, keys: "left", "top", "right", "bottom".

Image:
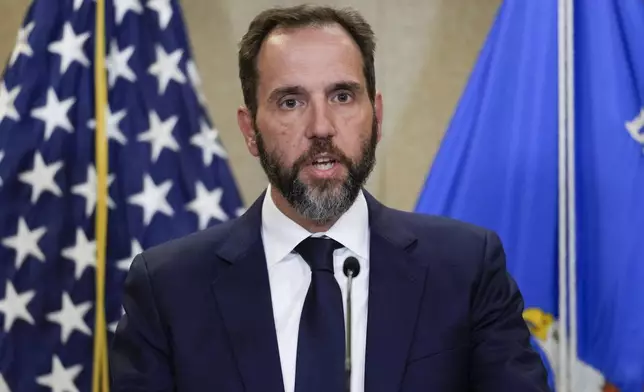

{"left": 270, "top": 186, "right": 338, "bottom": 233}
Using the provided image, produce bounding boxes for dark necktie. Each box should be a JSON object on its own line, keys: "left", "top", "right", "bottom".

{"left": 293, "top": 237, "right": 345, "bottom": 392}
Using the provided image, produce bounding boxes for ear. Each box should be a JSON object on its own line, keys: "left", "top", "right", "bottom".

{"left": 374, "top": 91, "right": 383, "bottom": 143}
{"left": 237, "top": 106, "right": 259, "bottom": 157}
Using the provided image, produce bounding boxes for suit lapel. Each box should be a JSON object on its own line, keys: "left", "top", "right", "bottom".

{"left": 363, "top": 192, "right": 428, "bottom": 392}
{"left": 211, "top": 192, "right": 285, "bottom": 392}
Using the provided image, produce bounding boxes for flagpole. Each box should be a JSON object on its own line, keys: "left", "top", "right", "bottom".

{"left": 93, "top": 0, "right": 110, "bottom": 391}
{"left": 565, "top": 0, "right": 578, "bottom": 387}
{"left": 557, "top": 0, "right": 570, "bottom": 390}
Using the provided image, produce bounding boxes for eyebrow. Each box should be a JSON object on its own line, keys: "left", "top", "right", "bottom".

{"left": 267, "top": 85, "right": 304, "bottom": 103}
{"left": 329, "top": 81, "right": 363, "bottom": 94}
{"left": 267, "top": 81, "right": 364, "bottom": 102}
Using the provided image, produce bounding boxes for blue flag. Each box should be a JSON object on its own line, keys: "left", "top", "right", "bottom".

{"left": 415, "top": 1, "right": 559, "bottom": 390}
{"left": 415, "top": 0, "right": 644, "bottom": 390}
{"left": 575, "top": 1, "right": 644, "bottom": 391}
{"left": 0, "top": 0, "right": 243, "bottom": 390}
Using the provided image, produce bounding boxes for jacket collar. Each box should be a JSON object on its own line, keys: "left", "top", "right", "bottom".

{"left": 216, "top": 188, "right": 417, "bottom": 264}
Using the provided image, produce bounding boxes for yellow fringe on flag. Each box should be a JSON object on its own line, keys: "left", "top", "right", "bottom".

{"left": 93, "top": 0, "right": 109, "bottom": 391}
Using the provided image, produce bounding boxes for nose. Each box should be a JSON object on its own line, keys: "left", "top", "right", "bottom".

{"left": 307, "top": 100, "right": 336, "bottom": 139}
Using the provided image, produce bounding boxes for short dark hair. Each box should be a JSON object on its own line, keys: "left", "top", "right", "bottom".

{"left": 238, "top": 4, "right": 377, "bottom": 119}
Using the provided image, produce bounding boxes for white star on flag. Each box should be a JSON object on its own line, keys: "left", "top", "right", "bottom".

{"left": 191, "top": 118, "right": 228, "bottom": 166}
{"left": 87, "top": 105, "right": 128, "bottom": 145}
{"left": 114, "top": 0, "right": 143, "bottom": 24}
{"left": 18, "top": 151, "right": 64, "bottom": 204}
{"left": 108, "top": 307, "right": 126, "bottom": 333}
{"left": 1, "top": 217, "right": 47, "bottom": 270}
{"left": 9, "top": 21, "right": 34, "bottom": 66}
{"left": 71, "top": 165, "right": 116, "bottom": 218}
{"left": 128, "top": 174, "right": 174, "bottom": 225}
{"left": 147, "top": 0, "right": 174, "bottom": 29}
{"left": 0, "top": 281, "right": 35, "bottom": 332}
{"left": 46, "top": 292, "right": 92, "bottom": 344}
{"left": 61, "top": 228, "right": 96, "bottom": 280}
{"left": 117, "top": 239, "right": 143, "bottom": 272}
{"left": 47, "top": 22, "right": 90, "bottom": 75}
{"left": 186, "top": 59, "right": 206, "bottom": 104}
{"left": 0, "top": 374, "right": 9, "bottom": 392}
{"left": 148, "top": 44, "right": 185, "bottom": 95}
{"left": 0, "top": 82, "right": 21, "bottom": 125}
{"left": 186, "top": 182, "right": 228, "bottom": 230}
{"left": 30, "top": 88, "right": 76, "bottom": 141}
{"left": 137, "top": 111, "right": 179, "bottom": 162}
{"left": 35, "top": 355, "right": 83, "bottom": 392}
{"left": 106, "top": 40, "right": 136, "bottom": 87}
{"left": 73, "top": 0, "right": 96, "bottom": 11}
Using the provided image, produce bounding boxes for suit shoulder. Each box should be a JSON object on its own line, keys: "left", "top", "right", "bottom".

{"left": 380, "top": 207, "right": 503, "bottom": 271}
{"left": 386, "top": 207, "right": 495, "bottom": 245}
{"left": 136, "top": 218, "right": 238, "bottom": 277}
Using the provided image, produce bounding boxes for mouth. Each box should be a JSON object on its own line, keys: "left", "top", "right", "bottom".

{"left": 302, "top": 154, "right": 342, "bottom": 179}
{"left": 311, "top": 156, "right": 337, "bottom": 171}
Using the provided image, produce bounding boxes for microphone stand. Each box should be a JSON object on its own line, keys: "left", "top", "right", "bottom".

{"left": 345, "top": 269, "right": 354, "bottom": 392}
{"left": 343, "top": 257, "right": 360, "bottom": 392}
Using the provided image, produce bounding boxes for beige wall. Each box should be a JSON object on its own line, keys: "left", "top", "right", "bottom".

{"left": 0, "top": 0, "right": 500, "bottom": 211}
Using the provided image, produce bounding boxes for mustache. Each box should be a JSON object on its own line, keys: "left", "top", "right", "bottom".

{"left": 292, "top": 138, "right": 352, "bottom": 170}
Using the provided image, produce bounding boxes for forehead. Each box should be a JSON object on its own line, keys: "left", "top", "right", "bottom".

{"left": 255, "top": 24, "right": 365, "bottom": 91}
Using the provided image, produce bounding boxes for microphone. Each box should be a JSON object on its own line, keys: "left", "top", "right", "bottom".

{"left": 342, "top": 256, "right": 360, "bottom": 392}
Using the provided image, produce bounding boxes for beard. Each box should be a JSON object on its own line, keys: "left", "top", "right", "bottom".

{"left": 255, "top": 115, "right": 378, "bottom": 225}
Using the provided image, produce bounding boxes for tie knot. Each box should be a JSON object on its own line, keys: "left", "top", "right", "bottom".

{"left": 295, "top": 237, "right": 341, "bottom": 272}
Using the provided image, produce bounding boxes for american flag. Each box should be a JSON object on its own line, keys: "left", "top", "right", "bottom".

{"left": 0, "top": 0, "right": 244, "bottom": 390}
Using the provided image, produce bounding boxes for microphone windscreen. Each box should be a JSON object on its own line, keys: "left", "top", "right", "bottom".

{"left": 342, "top": 256, "right": 360, "bottom": 278}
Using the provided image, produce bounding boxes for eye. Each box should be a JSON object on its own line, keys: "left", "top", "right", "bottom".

{"left": 333, "top": 91, "right": 353, "bottom": 104}
{"left": 279, "top": 98, "right": 300, "bottom": 110}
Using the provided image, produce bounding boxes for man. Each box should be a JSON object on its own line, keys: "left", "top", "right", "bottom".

{"left": 110, "top": 4, "right": 551, "bottom": 392}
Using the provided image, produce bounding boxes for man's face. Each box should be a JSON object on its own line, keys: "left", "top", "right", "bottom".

{"left": 240, "top": 24, "right": 383, "bottom": 224}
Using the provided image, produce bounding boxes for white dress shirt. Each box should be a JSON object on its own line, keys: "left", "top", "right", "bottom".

{"left": 261, "top": 184, "right": 370, "bottom": 392}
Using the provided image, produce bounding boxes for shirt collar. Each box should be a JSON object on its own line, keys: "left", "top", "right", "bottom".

{"left": 261, "top": 184, "right": 370, "bottom": 266}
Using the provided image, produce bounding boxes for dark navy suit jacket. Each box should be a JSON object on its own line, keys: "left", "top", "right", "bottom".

{"left": 109, "top": 191, "right": 550, "bottom": 391}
